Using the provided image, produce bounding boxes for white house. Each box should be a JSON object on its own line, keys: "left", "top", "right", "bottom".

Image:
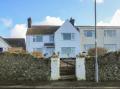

{"left": 26, "top": 18, "right": 80, "bottom": 58}
{"left": 26, "top": 18, "right": 120, "bottom": 58}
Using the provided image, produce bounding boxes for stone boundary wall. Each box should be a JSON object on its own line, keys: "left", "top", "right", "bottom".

{"left": 85, "top": 52, "right": 120, "bottom": 81}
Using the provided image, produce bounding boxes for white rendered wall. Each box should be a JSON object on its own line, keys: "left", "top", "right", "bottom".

{"left": 50, "top": 56, "right": 60, "bottom": 80}
{"left": 26, "top": 35, "right": 54, "bottom": 56}
{"left": 0, "top": 38, "right": 10, "bottom": 52}
{"left": 55, "top": 20, "right": 80, "bottom": 58}
{"left": 79, "top": 26, "right": 120, "bottom": 52}
{"left": 76, "top": 56, "right": 86, "bottom": 80}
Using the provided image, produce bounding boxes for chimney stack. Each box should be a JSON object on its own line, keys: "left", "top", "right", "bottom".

{"left": 69, "top": 17, "right": 75, "bottom": 26}
{"left": 27, "top": 17, "right": 32, "bottom": 28}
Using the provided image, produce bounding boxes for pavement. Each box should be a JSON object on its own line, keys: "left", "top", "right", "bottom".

{"left": 0, "top": 81, "right": 120, "bottom": 89}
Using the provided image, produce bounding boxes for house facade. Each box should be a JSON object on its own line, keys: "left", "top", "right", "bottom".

{"left": 26, "top": 18, "right": 80, "bottom": 58}
{"left": 26, "top": 18, "right": 120, "bottom": 58}
{"left": 79, "top": 26, "right": 120, "bottom": 52}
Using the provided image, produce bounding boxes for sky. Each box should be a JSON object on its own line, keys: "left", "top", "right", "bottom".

{"left": 0, "top": 0, "right": 120, "bottom": 38}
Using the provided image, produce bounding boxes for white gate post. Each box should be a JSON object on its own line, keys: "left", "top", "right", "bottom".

{"left": 76, "top": 53, "right": 86, "bottom": 80}
{"left": 50, "top": 53, "right": 60, "bottom": 80}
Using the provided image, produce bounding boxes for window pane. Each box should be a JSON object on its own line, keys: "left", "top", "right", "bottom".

{"left": 33, "top": 37, "right": 36, "bottom": 42}
{"left": 62, "top": 33, "right": 71, "bottom": 40}
{"left": 104, "top": 30, "right": 116, "bottom": 37}
{"left": 33, "top": 35, "right": 43, "bottom": 42}
{"left": 49, "top": 35, "right": 54, "bottom": 42}
{"left": 71, "top": 33, "right": 75, "bottom": 40}
{"left": 84, "top": 30, "right": 95, "bottom": 37}
{"left": 62, "top": 33, "right": 75, "bottom": 40}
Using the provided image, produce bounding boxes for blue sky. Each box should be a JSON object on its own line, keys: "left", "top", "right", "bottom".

{"left": 0, "top": 0, "right": 120, "bottom": 38}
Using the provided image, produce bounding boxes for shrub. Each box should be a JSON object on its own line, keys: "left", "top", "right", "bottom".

{"left": 32, "top": 51, "right": 44, "bottom": 58}
{"left": 88, "top": 47, "right": 107, "bottom": 56}
{"left": 0, "top": 52, "right": 50, "bottom": 81}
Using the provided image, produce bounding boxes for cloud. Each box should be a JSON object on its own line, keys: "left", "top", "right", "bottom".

{"left": 0, "top": 18, "right": 13, "bottom": 27}
{"left": 10, "top": 24, "right": 27, "bottom": 38}
{"left": 97, "top": 9, "right": 120, "bottom": 26}
{"left": 96, "top": 0, "right": 104, "bottom": 3}
{"left": 36, "top": 16, "right": 64, "bottom": 25}
{"left": 10, "top": 16, "right": 64, "bottom": 38}
{"left": 80, "top": 0, "right": 104, "bottom": 4}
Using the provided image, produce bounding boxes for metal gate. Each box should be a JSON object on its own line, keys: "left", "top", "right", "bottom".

{"left": 60, "top": 58, "right": 75, "bottom": 75}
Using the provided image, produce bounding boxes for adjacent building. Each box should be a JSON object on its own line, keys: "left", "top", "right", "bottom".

{"left": 26, "top": 18, "right": 120, "bottom": 58}
{"left": 0, "top": 37, "right": 26, "bottom": 52}
{"left": 79, "top": 26, "right": 120, "bottom": 52}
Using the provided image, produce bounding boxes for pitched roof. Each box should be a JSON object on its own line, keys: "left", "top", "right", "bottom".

{"left": 4, "top": 38, "right": 26, "bottom": 50}
{"left": 26, "top": 25, "right": 60, "bottom": 35}
{"left": 26, "top": 24, "right": 120, "bottom": 36}
{"left": 77, "top": 26, "right": 120, "bottom": 29}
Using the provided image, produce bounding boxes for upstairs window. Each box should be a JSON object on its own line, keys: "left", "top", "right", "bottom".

{"left": 104, "top": 30, "right": 116, "bottom": 37}
{"left": 49, "top": 35, "right": 54, "bottom": 42}
{"left": 84, "top": 30, "right": 95, "bottom": 37}
{"left": 62, "top": 33, "right": 75, "bottom": 40}
{"left": 33, "top": 35, "right": 43, "bottom": 42}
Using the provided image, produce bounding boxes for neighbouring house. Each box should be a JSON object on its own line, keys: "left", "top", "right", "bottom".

{"left": 26, "top": 18, "right": 80, "bottom": 58}
{"left": 0, "top": 36, "right": 26, "bottom": 53}
{"left": 26, "top": 17, "right": 120, "bottom": 58}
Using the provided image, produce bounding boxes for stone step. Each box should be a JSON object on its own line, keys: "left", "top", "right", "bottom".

{"left": 60, "top": 75, "right": 76, "bottom": 80}
{"left": 60, "top": 72, "right": 75, "bottom": 75}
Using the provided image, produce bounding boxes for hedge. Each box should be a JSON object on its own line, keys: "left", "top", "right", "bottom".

{"left": 0, "top": 52, "right": 50, "bottom": 81}
{"left": 85, "top": 51, "right": 120, "bottom": 81}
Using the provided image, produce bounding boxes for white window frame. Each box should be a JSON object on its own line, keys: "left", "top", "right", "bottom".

{"left": 84, "top": 30, "right": 95, "bottom": 38}
{"left": 62, "top": 33, "right": 75, "bottom": 40}
{"left": 33, "top": 35, "right": 43, "bottom": 42}
{"left": 104, "top": 30, "right": 116, "bottom": 37}
{"left": 49, "top": 35, "right": 54, "bottom": 42}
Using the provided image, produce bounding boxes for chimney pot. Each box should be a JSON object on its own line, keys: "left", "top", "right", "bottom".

{"left": 27, "top": 17, "right": 32, "bottom": 28}
{"left": 69, "top": 17, "right": 75, "bottom": 26}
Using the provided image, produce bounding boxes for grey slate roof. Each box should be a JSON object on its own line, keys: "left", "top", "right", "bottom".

{"left": 26, "top": 24, "right": 120, "bottom": 36}
{"left": 26, "top": 25, "right": 60, "bottom": 35}
{"left": 4, "top": 38, "right": 26, "bottom": 50}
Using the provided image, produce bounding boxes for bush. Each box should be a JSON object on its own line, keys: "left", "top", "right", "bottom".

{"left": 32, "top": 51, "right": 44, "bottom": 58}
{"left": 88, "top": 47, "right": 107, "bottom": 56}
{"left": 0, "top": 52, "right": 50, "bottom": 81}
